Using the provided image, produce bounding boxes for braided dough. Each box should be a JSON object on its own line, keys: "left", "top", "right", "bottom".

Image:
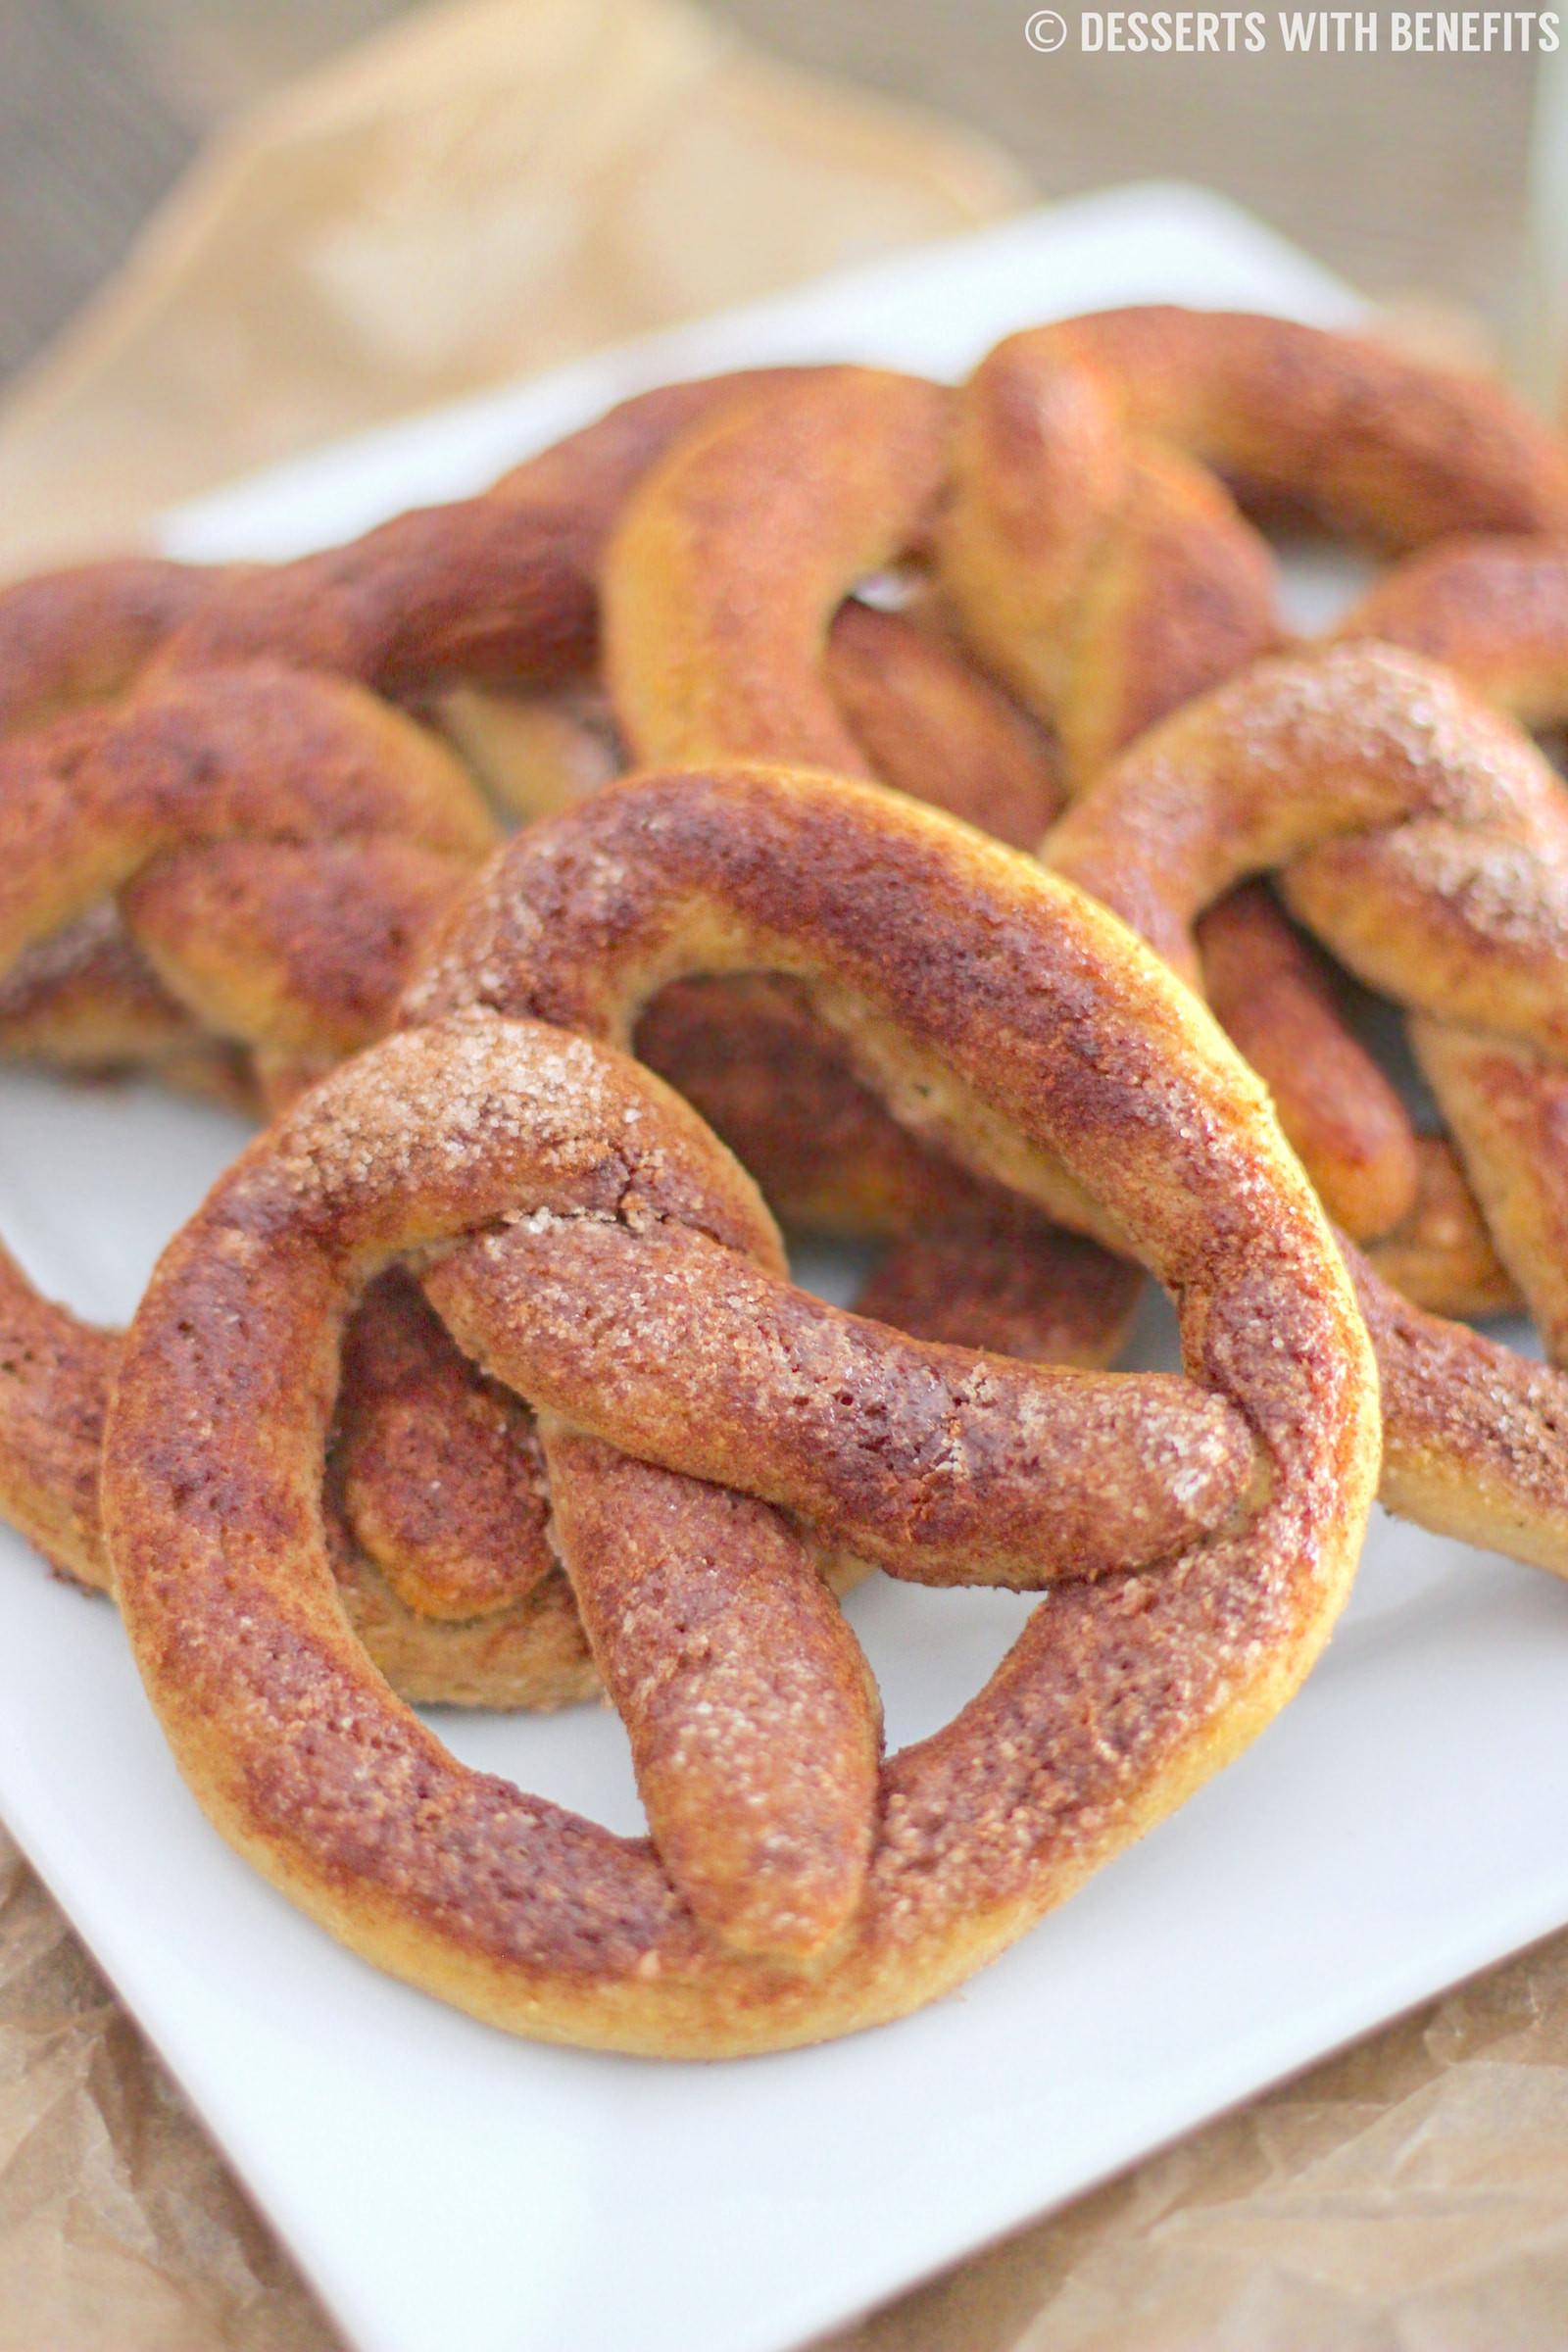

{"left": 104, "top": 767, "right": 1377, "bottom": 2054}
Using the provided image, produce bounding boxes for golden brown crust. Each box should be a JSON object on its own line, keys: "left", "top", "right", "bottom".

{"left": 634, "top": 970, "right": 986, "bottom": 1235}
{"left": 599, "top": 312, "right": 1568, "bottom": 1254}
{"left": 1047, "top": 640, "right": 1568, "bottom": 1554}
{"left": 0, "top": 559, "right": 231, "bottom": 735}
{"left": 0, "top": 368, "right": 817, "bottom": 1087}
{"left": 602, "top": 345, "right": 1280, "bottom": 803}
{"left": 542, "top": 1424, "right": 882, "bottom": 1959}
{"left": 0, "top": 371, "right": 907, "bottom": 1717}
{"left": 1041, "top": 309, "right": 1568, "bottom": 545}
{"left": 146, "top": 371, "right": 814, "bottom": 697}
{"left": 1408, "top": 1021, "right": 1568, "bottom": 1364}
{"left": 0, "top": 1233, "right": 605, "bottom": 1701}
{"left": 102, "top": 770, "right": 1376, "bottom": 2056}
{"left": 939, "top": 358, "right": 1280, "bottom": 790}
{"left": 822, "top": 600, "right": 1063, "bottom": 849}
{"left": 1343, "top": 1241, "right": 1568, "bottom": 1576}
{"left": 424, "top": 1214, "right": 1250, "bottom": 1590}
{"left": 336, "top": 1271, "right": 555, "bottom": 1621}
{"left": 434, "top": 683, "right": 624, "bottom": 823}
{"left": 0, "top": 666, "right": 497, "bottom": 1067}
{"left": 0, "top": 1240, "right": 117, "bottom": 1591}
{"left": 605, "top": 369, "right": 953, "bottom": 773}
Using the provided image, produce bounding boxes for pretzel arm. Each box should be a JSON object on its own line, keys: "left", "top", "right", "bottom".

{"left": 422, "top": 1216, "right": 1252, "bottom": 1588}
{"left": 939, "top": 363, "right": 1280, "bottom": 786}
{"left": 0, "top": 667, "right": 493, "bottom": 980}
{"left": 1343, "top": 1241, "right": 1568, "bottom": 1574}
{"left": 0, "top": 1241, "right": 117, "bottom": 1591}
{"left": 335, "top": 1271, "right": 556, "bottom": 1622}
{"left": 543, "top": 1425, "right": 881, "bottom": 1958}
{"left": 856, "top": 1202, "right": 1142, "bottom": 1368}
{"left": 1410, "top": 1020, "right": 1568, "bottom": 1366}
{"left": 123, "top": 839, "right": 475, "bottom": 1063}
{"left": 823, "top": 601, "right": 1063, "bottom": 848}
{"left": 1047, "top": 643, "right": 1568, "bottom": 994}
{"left": 0, "top": 559, "right": 230, "bottom": 735}
{"left": 1362, "top": 1136, "right": 1521, "bottom": 1317}
{"left": 1046, "top": 308, "right": 1568, "bottom": 544}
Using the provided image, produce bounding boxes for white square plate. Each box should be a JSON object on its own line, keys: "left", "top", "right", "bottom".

{"left": 5, "top": 184, "right": 1567, "bottom": 2352}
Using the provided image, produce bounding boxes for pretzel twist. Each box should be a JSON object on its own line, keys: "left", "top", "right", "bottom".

{"left": 103, "top": 767, "right": 1377, "bottom": 2054}
{"left": 0, "top": 371, "right": 820, "bottom": 1094}
{"left": 1048, "top": 638, "right": 1568, "bottom": 1570}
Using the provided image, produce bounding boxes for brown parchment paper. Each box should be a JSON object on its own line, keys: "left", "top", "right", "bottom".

{"left": 0, "top": 0, "right": 1027, "bottom": 576}
{"left": 6, "top": 3, "right": 1568, "bottom": 2348}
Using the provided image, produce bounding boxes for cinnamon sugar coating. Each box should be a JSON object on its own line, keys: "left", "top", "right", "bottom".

{"left": 104, "top": 771, "right": 1377, "bottom": 2055}
{"left": 0, "top": 366, "right": 818, "bottom": 1099}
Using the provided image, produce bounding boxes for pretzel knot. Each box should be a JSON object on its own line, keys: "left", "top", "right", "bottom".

{"left": 1047, "top": 637, "right": 1568, "bottom": 1563}
{"left": 102, "top": 769, "right": 1376, "bottom": 2055}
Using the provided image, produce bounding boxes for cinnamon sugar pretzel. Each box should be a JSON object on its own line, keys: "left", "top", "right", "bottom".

{"left": 0, "top": 369, "right": 819, "bottom": 1099}
{"left": 1048, "top": 638, "right": 1568, "bottom": 1571}
{"left": 103, "top": 767, "right": 1377, "bottom": 2054}
{"left": 604, "top": 315, "right": 1568, "bottom": 1267}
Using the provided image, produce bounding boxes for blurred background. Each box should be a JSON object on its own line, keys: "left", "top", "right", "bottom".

{"left": 0, "top": 0, "right": 1544, "bottom": 390}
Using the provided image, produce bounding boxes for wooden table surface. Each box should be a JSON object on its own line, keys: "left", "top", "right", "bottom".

{"left": 0, "top": 0, "right": 1542, "bottom": 391}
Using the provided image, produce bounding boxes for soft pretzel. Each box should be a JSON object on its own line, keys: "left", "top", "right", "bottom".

{"left": 104, "top": 766, "right": 1377, "bottom": 2055}
{"left": 1048, "top": 638, "right": 1568, "bottom": 1571}
{"left": 0, "top": 370, "right": 818, "bottom": 1094}
{"left": 0, "top": 370, "right": 839, "bottom": 1690}
{"left": 607, "top": 313, "right": 1568, "bottom": 794}
{"left": 0, "top": 666, "right": 496, "bottom": 1101}
{"left": 1319, "top": 529, "right": 1568, "bottom": 1299}
{"left": 446, "top": 405, "right": 1130, "bottom": 1357}
{"left": 602, "top": 315, "right": 1568, "bottom": 1267}
{"left": 941, "top": 309, "right": 1568, "bottom": 777}
{"left": 603, "top": 355, "right": 1279, "bottom": 790}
